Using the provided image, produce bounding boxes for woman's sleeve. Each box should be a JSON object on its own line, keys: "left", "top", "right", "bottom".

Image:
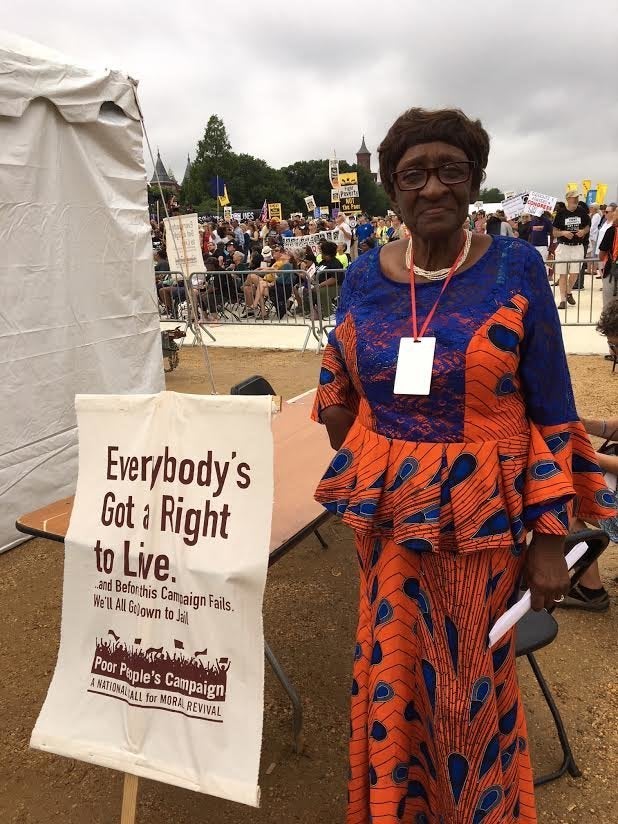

{"left": 518, "top": 245, "right": 616, "bottom": 533}
{"left": 311, "top": 264, "right": 359, "bottom": 423}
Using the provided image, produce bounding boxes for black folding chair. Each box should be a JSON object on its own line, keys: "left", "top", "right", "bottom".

{"left": 515, "top": 528, "right": 610, "bottom": 786}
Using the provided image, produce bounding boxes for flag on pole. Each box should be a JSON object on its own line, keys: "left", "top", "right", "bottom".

{"left": 218, "top": 186, "right": 230, "bottom": 207}
{"left": 260, "top": 199, "right": 268, "bottom": 223}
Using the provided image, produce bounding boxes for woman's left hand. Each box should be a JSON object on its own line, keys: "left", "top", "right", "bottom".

{"left": 525, "top": 534, "right": 571, "bottom": 611}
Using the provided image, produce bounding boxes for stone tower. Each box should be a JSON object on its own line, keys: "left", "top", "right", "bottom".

{"left": 356, "top": 135, "right": 371, "bottom": 172}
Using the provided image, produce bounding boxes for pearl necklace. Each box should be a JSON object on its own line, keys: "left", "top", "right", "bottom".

{"left": 405, "top": 230, "right": 473, "bottom": 281}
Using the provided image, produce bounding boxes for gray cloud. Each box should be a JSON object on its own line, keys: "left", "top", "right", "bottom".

{"left": 3, "top": 1, "right": 617, "bottom": 200}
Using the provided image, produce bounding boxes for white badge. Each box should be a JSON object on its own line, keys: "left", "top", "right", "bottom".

{"left": 393, "top": 337, "right": 436, "bottom": 395}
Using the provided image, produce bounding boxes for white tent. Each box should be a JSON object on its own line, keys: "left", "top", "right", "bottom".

{"left": 0, "top": 32, "right": 164, "bottom": 553}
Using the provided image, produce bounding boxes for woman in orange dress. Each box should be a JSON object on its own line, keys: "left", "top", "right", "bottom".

{"left": 312, "top": 108, "right": 615, "bottom": 824}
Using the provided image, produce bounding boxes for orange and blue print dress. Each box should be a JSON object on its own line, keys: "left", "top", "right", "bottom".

{"left": 312, "top": 237, "right": 614, "bottom": 823}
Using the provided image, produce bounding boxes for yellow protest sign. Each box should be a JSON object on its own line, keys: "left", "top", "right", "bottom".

{"left": 267, "top": 203, "right": 282, "bottom": 221}
{"left": 595, "top": 184, "right": 608, "bottom": 204}
{"left": 339, "top": 171, "right": 358, "bottom": 186}
{"left": 581, "top": 180, "right": 591, "bottom": 194}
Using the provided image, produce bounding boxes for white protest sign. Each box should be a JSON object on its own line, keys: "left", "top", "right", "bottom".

{"left": 282, "top": 229, "right": 338, "bottom": 255}
{"left": 331, "top": 189, "right": 340, "bottom": 204}
{"left": 338, "top": 185, "right": 359, "bottom": 199}
{"left": 163, "top": 214, "right": 202, "bottom": 279}
{"left": 328, "top": 158, "right": 339, "bottom": 188}
{"left": 524, "top": 191, "right": 557, "bottom": 217}
{"left": 31, "top": 392, "right": 274, "bottom": 808}
{"left": 223, "top": 206, "right": 233, "bottom": 221}
{"left": 501, "top": 194, "right": 526, "bottom": 220}
{"left": 304, "top": 195, "right": 316, "bottom": 212}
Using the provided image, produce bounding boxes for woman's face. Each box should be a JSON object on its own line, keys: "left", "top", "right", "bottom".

{"left": 393, "top": 141, "right": 474, "bottom": 240}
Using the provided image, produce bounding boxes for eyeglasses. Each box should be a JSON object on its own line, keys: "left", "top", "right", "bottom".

{"left": 392, "top": 161, "right": 476, "bottom": 191}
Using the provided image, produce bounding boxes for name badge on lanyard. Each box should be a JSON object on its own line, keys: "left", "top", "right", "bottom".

{"left": 394, "top": 337, "right": 436, "bottom": 395}
{"left": 393, "top": 235, "right": 467, "bottom": 396}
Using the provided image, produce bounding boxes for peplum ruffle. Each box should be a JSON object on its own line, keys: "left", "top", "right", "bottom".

{"left": 314, "top": 418, "right": 614, "bottom": 553}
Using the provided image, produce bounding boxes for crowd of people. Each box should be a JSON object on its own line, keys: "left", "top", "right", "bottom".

{"left": 152, "top": 212, "right": 407, "bottom": 323}
{"left": 152, "top": 194, "right": 618, "bottom": 327}
{"left": 470, "top": 196, "right": 617, "bottom": 310}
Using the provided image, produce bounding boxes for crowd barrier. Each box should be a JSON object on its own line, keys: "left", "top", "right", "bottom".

{"left": 156, "top": 269, "right": 344, "bottom": 353}
{"left": 156, "top": 257, "right": 612, "bottom": 356}
{"left": 545, "top": 257, "right": 612, "bottom": 326}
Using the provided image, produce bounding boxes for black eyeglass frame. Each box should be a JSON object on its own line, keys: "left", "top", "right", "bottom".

{"left": 392, "top": 160, "right": 477, "bottom": 191}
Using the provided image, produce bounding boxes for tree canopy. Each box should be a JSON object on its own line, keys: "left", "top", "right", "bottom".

{"left": 479, "top": 187, "right": 505, "bottom": 203}
{"left": 181, "top": 115, "right": 391, "bottom": 216}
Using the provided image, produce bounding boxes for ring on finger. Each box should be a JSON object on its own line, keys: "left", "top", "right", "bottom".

{"left": 553, "top": 595, "right": 565, "bottom": 603}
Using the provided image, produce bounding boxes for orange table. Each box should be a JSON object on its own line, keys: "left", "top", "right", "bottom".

{"left": 15, "top": 389, "right": 334, "bottom": 752}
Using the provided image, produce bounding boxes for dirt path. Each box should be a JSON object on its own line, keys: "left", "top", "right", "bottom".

{"left": 1, "top": 349, "right": 616, "bottom": 823}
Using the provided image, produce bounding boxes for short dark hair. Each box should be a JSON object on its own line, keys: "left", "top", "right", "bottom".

{"left": 597, "top": 299, "right": 618, "bottom": 338}
{"left": 320, "top": 240, "right": 337, "bottom": 258}
{"left": 378, "top": 107, "right": 490, "bottom": 202}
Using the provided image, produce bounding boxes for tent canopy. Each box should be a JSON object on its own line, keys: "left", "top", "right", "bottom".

{"left": 0, "top": 31, "right": 164, "bottom": 552}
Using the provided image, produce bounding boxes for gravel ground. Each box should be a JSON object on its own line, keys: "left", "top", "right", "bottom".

{"left": 1, "top": 347, "right": 616, "bottom": 824}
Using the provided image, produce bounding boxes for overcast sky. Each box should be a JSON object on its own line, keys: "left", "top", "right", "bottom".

{"left": 4, "top": 2, "right": 617, "bottom": 201}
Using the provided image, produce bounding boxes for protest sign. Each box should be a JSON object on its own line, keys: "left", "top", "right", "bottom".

{"left": 290, "top": 212, "right": 303, "bottom": 220}
{"left": 524, "top": 191, "right": 557, "bottom": 217}
{"left": 319, "top": 206, "right": 329, "bottom": 218}
{"left": 268, "top": 203, "right": 282, "bottom": 221}
{"left": 304, "top": 195, "right": 316, "bottom": 213}
{"left": 31, "top": 393, "right": 274, "bottom": 808}
{"left": 331, "top": 189, "right": 340, "bottom": 204}
{"left": 501, "top": 193, "right": 526, "bottom": 220}
{"left": 586, "top": 190, "right": 598, "bottom": 206}
{"left": 596, "top": 183, "right": 607, "bottom": 204}
{"left": 328, "top": 158, "right": 339, "bottom": 189}
{"left": 223, "top": 206, "right": 233, "bottom": 221}
{"left": 163, "top": 214, "right": 201, "bottom": 279}
{"left": 339, "top": 171, "right": 358, "bottom": 187}
{"left": 283, "top": 229, "right": 338, "bottom": 255}
{"left": 313, "top": 207, "right": 321, "bottom": 219}
{"left": 339, "top": 183, "right": 361, "bottom": 215}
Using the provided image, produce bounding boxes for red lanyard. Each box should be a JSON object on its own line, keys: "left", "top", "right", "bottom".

{"left": 409, "top": 234, "right": 467, "bottom": 340}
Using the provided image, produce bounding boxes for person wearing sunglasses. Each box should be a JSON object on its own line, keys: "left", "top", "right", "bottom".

{"left": 311, "top": 107, "right": 614, "bottom": 824}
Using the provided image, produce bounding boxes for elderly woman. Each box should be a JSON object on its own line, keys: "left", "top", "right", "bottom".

{"left": 312, "top": 108, "right": 614, "bottom": 824}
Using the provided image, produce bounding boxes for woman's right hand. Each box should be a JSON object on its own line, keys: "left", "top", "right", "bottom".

{"left": 321, "top": 405, "right": 356, "bottom": 451}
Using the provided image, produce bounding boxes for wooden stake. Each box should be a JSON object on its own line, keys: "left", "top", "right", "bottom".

{"left": 120, "top": 773, "right": 139, "bottom": 824}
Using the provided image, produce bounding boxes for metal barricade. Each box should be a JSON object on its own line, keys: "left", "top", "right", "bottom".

{"left": 545, "top": 256, "right": 608, "bottom": 326}
{"left": 157, "top": 269, "right": 349, "bottom": 353}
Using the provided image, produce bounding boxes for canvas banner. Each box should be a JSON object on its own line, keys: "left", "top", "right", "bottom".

{"left": 523, "top": 191, "right": 557, "bottom": 217}
{"left": 31, "top": 392, "right": 274, "bottom": 808}
{"left": 164, "top": 214, "right": 202, "bottom": 279}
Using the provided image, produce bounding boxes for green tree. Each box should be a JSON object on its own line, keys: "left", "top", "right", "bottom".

{"left": 195, "top": 114, "right": 231, "bottom": 164}
{"left": 479, "top": 187, "right": 505, "bottom": 203}
{"left": 182, "top": 115, "right": 392, "bottom": 217}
